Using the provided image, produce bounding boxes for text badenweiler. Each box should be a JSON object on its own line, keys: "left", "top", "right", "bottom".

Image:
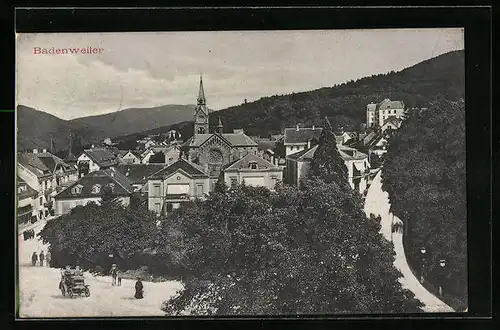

{"left": 33, "top": 47, "right": 104, "bottom": 55}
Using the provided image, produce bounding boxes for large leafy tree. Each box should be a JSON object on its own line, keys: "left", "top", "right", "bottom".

{"left": 382, "top": 99, "right": 466, "bottom": 300}
{"left": 160, "top": 117, "right": 423, "bottom": 315}
{"left": 38, "top": 201, "right": 158, "bottom": 271}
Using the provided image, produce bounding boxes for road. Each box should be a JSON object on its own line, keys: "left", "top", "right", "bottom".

{"left": 17, "top": 219, "right": 183, "bottom": 318}
{"left": 364, "top": 170, "right": 455, "bottom": 313}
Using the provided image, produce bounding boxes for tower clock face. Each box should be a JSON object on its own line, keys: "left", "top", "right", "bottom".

{"left": 198, "top": 114, "right": 205, "bottom": 121}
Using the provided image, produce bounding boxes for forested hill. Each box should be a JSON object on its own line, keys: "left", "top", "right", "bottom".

{"left": 116, "top": 50, "right": 464, "bottom": 142}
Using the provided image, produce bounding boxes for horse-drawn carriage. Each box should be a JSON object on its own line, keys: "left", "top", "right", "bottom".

{"left": 59, "top": 268, "right": 90, "bottom": 298}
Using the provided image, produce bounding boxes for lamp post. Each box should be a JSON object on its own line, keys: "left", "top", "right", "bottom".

{"left": 420, "top": 247, "right": 426, "bottom": 283}
{"left": 438, "top": 259, "right": 446, "bottom": 296}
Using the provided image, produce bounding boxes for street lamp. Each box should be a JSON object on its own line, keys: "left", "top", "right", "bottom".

{"left": 420, "top": 247, "right": 426, "bottom": 283}
{"left": 438, "top": 259, "right": 446, "bottom": 296}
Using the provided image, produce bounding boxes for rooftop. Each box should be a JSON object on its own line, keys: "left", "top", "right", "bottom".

{"left": 224, "top": 153, "right": 281, "bottom": 172}
{"left": 82, "top": 148, "right": 118, "bottom": 168}
{"left": 115, "top": 164, "right": 166, "bottom": 184}
{"left": 185, "top": 133, "right": 258, "bottom": 148}
{"left": 55, "top": 169, "right": 134, "bottom": 199}
{"left": 149, "top": 158, "right": 208, "bottom": 179}
{"left": 284, "top": 127, "right": 323, "bottom": 145}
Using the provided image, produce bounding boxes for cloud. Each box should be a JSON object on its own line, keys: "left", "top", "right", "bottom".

{"left": 16, "top": 29, "right": 464, "bottom": 120}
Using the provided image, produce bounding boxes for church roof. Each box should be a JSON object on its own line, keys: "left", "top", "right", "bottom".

{"left": 224, "top": 154, "right": 281, "bottom": 172}
{"left": 148, "top": 158, "right": 208, "bottom": 179}
{"left": 185, "top": 133, "right": 258, "bottom": 148}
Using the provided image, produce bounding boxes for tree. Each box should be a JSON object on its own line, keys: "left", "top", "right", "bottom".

{"left": 38, "top": 201, "right": 158, "bottom": 272}
{"left": 382, "top": 99, "right": 466, "bottom": 300}
{"left": 149, "top": 151, "right": 165, "bottom": 164}
{"left": 159, "top": 116, "right": 424, "bottom": 315}
{"left": 308, "top": 117, "right": 348, "bottom": 187}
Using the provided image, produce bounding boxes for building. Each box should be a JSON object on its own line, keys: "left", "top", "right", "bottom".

{"left": 223, "top": 153, "right": 283, "bottom": 191}
{"left": 183, "top": 76, "right": 258, "bottom": 188}
{"left": 115, "top": 164, "right": 166, "bottom": 193}
{"left": 118, "top": 150, "right": 142, "bottom": 165}
{"left": 54, "top": 169, "right": 133, "bottom": 216}
{"left": 286, "top": 144, "right": 370, "bottom": 195}
{"left": 17, "top": 177, "right": 39, "bottom": 224}
{"left": 141, "top": 146, "right": 181, "bottom": 165}
{"left": 77, "top": 148, "right": 118, "bottom": 177}
{"left": 147, "top": 158, "right": 210, "bottom": 216}
{"left": 283, "top": 125, "right": 322, "bottom": 156}
{"left": 381, "top": 116, "right": 403, "bottom": 133}
{"left": 18, "top": 150, "right": 78, "bottom": 219}
{"left": 366, "top": 98, "right": 405, "bottom": 128}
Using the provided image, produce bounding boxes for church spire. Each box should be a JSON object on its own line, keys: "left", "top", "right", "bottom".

{"left": 197, "top": 73, "right": 206, "bottom": 105}
{"left": 217, "top": 117, "right": 224, "bottom": 134}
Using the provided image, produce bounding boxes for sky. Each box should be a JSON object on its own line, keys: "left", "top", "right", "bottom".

{"left": 16, "top": 29, "right": 464, "bottom": 120}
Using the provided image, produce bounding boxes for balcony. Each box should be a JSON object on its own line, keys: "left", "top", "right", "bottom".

{"left": 164, "top": 193, "right": 190, "bottom": 201}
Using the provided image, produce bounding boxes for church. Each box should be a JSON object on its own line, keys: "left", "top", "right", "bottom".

{"left": 183, "top": 75, "right": 260, "bottom": 188}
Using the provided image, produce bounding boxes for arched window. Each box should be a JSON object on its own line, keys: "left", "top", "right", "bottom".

{"left": 208, "top": 148, "right": 223, "bottom": 164}
{"left": 197, "top": 127, "right": 205, "bottom": 134}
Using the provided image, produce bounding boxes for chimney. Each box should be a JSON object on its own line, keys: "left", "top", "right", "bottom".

{"left": 296, "top": 125, "right": 299, "bottom": 131}
{"left": 312, "top": 125, "right": 315, "bottom": 130}
{"left": 244, "top": 98, "right": 247, "bottom": 104}
{"left": 307, "top": 139, "right": 311, "bottom": 149}
{"left": 33, "top": 149, "right": 38, "bottom": 154}
{"left": 42, "top": 149, "right": 47, "bottom": 153}
{"left": 91, "top": 145, "right": 95, "bottom": 149}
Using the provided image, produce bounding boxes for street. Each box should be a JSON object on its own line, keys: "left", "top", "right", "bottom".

{"left": 17, "top": 219, "right": 183, "bottom": 318}
{"left": 364, "top": 170, "right": 455, "bottom": 313}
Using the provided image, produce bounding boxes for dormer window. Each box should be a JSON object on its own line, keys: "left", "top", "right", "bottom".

{"left": 91, "top": 184, "right": 101, "bottom": 194}
{"left": 71, "top": 184, "right": 83, "bottom": 195}
{"left": 249, "top": 161, "right": 258, "bottom": 170}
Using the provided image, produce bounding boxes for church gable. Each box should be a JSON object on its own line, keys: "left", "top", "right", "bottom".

{"left": 199, "top": 134, "right": 233, "bottom": 150}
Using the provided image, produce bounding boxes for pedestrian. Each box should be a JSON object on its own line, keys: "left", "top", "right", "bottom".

{"left": 45, "top": 251, "right": 51, "bottom": 267}
{"left": 39, "top": 251, "right": 45, "bottom": 267}
{"left": 31, "top": 229, "right": 35, "bottom": 239}
{"left": 110, "top": 264, "right": 118, "bottom": 286}
{"left": 117, "top": 270, "right": 122, "bottom": 286}
{"left": 31, "top": 252, "right": 38, "bottom": 266}
{"left": 23, "top": 231, "right": 27, "bottom": 241}
{"left": 75, "top": 265, "right": 82, "bottom": 276}
{"left": 134, "top": 277, "right": 143, "bottom": 299}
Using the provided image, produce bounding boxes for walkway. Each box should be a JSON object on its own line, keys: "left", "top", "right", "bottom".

{"left": 364, "top": 170, "right": 455, "bottom": 313}
{"left": 17, "top": 216, "right": 183, "bottom": 318}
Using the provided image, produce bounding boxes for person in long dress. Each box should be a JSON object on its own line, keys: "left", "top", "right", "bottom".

{"left": 31, "top": 252, "right": 38, "bottom": 266}
{"left": 134, "top": 278, "right": 143, "bottom": 299}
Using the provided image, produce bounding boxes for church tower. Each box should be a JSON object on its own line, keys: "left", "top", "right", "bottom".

{"left": 194, "top": 74, "right": 209, "bottom": 135}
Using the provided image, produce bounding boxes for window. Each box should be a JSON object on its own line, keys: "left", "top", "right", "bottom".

{"left": 208, "top": 148, "right": 223, "bottom": 163}
{"left": 91, "top": 184, "right": 101, "bottom": 194}
{"left": 196, "top": 184, "right": 204, "bottom": 196}
{"left": 39, "top": 197, "right": 43, "bottom": 205}
{"left": 177, "top": 176, "right": 181, "bottom": 180}
{"left": 249, "top": 162, "right": 258, "bottom": 170}
{"left": 166, "top": 203, "right": 173, "bottom": 213}
{"left": 71, "top": 184, "right": 83, "bottom": 195}
{"left": 230, "top": 177, "right": 238, "bottom": 187}
{"left": 153, "top": 183, "right": 161, "bottom": 196}
{"left": 154, "top": 203, "right": 161, "bottom": 212}
{"left": 108, "top": 183, "right": 115, "bottom": 192}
